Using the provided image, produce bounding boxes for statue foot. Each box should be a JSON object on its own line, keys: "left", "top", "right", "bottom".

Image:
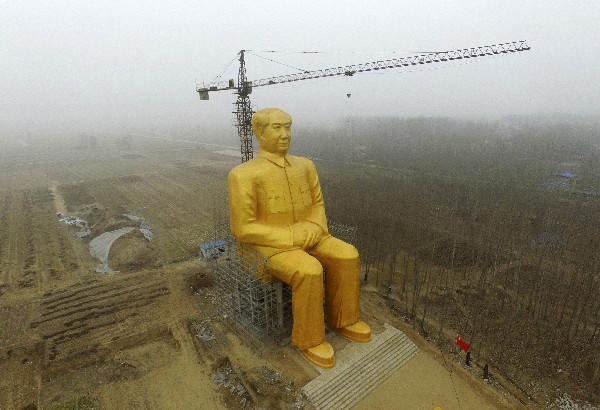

{"left": 335, "top": 321, "right": 372, "bottom": 343}
{"left": 300, "top": 341, "right": 335, "bottom": 369}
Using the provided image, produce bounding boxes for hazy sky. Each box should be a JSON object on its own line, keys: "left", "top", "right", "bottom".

{"left": 1, "top": 1, "right": 599, "bottom": 137}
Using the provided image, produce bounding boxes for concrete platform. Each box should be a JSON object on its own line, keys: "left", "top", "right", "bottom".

{"left": 302, "top": 323, "right": 419, "bottom": 410}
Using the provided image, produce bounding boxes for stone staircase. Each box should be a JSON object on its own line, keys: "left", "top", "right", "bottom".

{"left": 301, "top": 323, "right": 419, "bottom": 410}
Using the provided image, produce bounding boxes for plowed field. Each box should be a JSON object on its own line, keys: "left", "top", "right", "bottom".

{"left": 0, "top": 141, "right": 237, "bottom": 409}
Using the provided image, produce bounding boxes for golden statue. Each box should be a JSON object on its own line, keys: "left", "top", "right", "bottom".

{"left": 228, "top": 108, "right": 371, "bottom": 368}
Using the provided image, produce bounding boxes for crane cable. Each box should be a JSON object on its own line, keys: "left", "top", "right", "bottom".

{"left": 247, "top": 49, "right": 443, "bottom": 54}
{"left": 245, "top": 51, "right": 309, "bottom": 73}
{"left": 236, "top": 48, "right": 505, "bottom": 81}
{"left": 210, "top": 53, "right": 241, "bottom": 84}
{"left": 243, "top": 49, "right": 450, "bottom": 79}
{"left": 345, "top": 74, "right": 354, "bottom": 140}
{"left": 243, "top": 48, "right": 506, "bottom": 83}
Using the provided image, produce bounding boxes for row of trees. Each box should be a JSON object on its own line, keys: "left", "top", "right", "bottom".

{"left": 300, "top": 115, "right": 600, "bottom": 404}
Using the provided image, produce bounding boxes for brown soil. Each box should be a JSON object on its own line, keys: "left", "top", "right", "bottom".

{"left": 109, "top": 230, "right": 162, "bottom": 272}
{"left": 0, "top": 256, "right": 529, "bottom": 409}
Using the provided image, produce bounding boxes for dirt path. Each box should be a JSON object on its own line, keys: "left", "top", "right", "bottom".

{"left": 50, "top": 183, "right": 67, "bottom": 214}
{"left": 353, "top": 289, "right": 529, "bottom": 409}
{"left": 89, "top": 263, "right": 225, "bottom": 409}
{"left": 93, "top": 337, "right": 223, "bottom": 409}
{"left": 355, "top": 352, "right": 521, "bottom": 410}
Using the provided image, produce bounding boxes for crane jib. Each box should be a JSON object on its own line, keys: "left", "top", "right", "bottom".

{"left": 196, "top": 40, "right": 529, "bottom": 94}
{"left": 253, "top": 41, "right": 529, "bottom": 87}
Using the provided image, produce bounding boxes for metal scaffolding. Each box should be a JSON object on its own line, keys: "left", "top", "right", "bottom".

{"left": 210, "top": 214, "right": 357, "bottom": 344}
{"left": 213, "top": 238, "right": 293, "bottom": 344}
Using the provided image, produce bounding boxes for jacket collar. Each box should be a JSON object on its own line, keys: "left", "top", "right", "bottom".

{"left": 258, "top": 150, "right": 291, "bottom": 168}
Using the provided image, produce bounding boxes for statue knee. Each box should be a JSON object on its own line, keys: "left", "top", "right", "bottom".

{"left": 337, "top": 243, "right": 359, "bottom": 260}
{"left": 291, "top": 258, "right": 323, "bottom": 286}
{"left": 304, "top": 258, "right": 324, "bottom": 277}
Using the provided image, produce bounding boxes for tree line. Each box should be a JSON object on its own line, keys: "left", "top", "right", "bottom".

{"left": 298, "top": 115, "right": 600, "bottom": 405}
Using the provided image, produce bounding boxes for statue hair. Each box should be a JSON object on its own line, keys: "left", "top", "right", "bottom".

{"left": 252, "top": 108, "right": 291, "bottom": 136}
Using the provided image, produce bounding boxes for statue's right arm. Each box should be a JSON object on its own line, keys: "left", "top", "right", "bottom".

{"left": 228, "top": 169, "right": 294, "bottom": 249}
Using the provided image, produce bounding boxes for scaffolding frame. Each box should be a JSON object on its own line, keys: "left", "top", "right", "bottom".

{"left": 210, "top": 214, "right": 357, "bottom": 344}
{"left": 213, "top": 238, "right": 293, "bottom": 344}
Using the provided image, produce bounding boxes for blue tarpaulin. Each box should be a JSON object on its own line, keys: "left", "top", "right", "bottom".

{"left": 200, "top": 240, "right": 226, "bottom": 250}
{"left": 199, "top": 240, "right": 228, "bottom": 260}
{"left": 553, "top": 171, "right": 577, "bottom": 179}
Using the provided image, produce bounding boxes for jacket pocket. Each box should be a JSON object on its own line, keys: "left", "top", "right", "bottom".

{"left": 300, "top": 184, "right": 312, "bottom": 207}
{"left": 267, "top": 189, "right": 288, "bottom": 213}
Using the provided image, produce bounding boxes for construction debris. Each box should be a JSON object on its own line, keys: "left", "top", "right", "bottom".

{"left": 191, "top": 320, "right": 215, "bottom": 342}
{"left": 124, "top": 214, "right": 154, "bottom": 241}
{"left": 57, "top": 213, "right": 87, "bottom": 228}
{"left": 211, "top": 358, "right": 252, "bottom": 408}
{"left": 199, "top": 240, "right": 227, "bottom": 260}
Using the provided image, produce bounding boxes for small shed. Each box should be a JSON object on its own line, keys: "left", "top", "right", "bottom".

{"left": 199, "top": 240, "right": 228, "bottom": 260}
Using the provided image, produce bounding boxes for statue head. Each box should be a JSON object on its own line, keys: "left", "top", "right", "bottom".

{"left": 252, "top": 108, "right": 292, "bottom": 156}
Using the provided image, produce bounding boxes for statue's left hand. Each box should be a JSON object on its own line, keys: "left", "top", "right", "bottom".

{"left": 293, "top": 221, "right": 323, "bottom": 250}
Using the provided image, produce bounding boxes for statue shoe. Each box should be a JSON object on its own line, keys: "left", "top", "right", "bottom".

{"left": 335, "top": 321, "right": 372, "bottom": 343}
{"left": 301, "top": 341, "right": 336, "bottom": 369}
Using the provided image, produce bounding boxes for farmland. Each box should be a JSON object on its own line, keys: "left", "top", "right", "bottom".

{"left": 0, "top": 136, "right": 241, "bottom": 409}
{"left": 1, "top": 138, "right": 232, "bottom": 280}
{"left": 1, "top": 116, "right": 599, "bottom": 408}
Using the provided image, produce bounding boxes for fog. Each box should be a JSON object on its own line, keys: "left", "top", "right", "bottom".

{"left": 1, "top": 0, "right": 599, "bottom": 140}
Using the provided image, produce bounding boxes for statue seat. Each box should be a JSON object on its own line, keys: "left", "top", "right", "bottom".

{"left": 212, "top": 237, "right": 293, "bottom": 343}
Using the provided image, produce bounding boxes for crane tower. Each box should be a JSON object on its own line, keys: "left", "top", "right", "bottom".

{"left": 197, "top": 41, "right": 530, "bottom": 163}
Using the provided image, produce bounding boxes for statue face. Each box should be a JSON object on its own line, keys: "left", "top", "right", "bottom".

{"left": 257, "top": 110, "right": 292, "bottom": 156}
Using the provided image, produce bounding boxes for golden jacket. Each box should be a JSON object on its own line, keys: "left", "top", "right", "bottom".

{"left": 228, "top": 151, "right": 329, "bottom": 257}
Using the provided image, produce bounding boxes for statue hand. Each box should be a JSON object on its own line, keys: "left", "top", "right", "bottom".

{"left": 293, "top": 221, "right": 323, "bottom": 250}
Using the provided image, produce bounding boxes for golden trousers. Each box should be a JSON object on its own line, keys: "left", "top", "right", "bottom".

{"left": 266, "top": 236, "right": 360, "bottom": 350}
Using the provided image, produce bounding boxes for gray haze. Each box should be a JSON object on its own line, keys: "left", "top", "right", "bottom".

{"left": 1, "top": 0, "right": 599, "bottom": 138}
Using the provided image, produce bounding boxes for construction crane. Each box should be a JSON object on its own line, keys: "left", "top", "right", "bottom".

{"left": 196, "top": 40, "right": 530, "bottom": 163}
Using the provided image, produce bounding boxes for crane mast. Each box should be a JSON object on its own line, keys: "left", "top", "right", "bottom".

{"left": 197, "top": 41, "right": 530, "bottom": 163}
{"left": 235, "top": 51, "right": 254, "bottom": 162}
